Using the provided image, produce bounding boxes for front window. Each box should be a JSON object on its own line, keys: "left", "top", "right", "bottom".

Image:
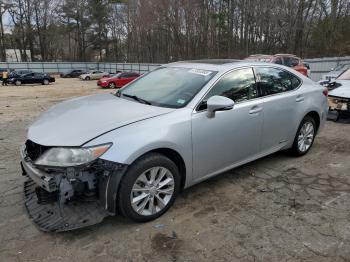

{"left": 119, "top": 67, "right": 217, "bottom": 108}
{"left": 203, "top": 68, "right": 257, "bottom": 103}
{"left": 337, "top": 69, "right": 350, "bottom": 80}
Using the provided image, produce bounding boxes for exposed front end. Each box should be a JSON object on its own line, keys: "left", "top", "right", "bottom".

{"left": 21, "top": 140, "right": 126, "bottom": 232}
{"left": 328, "top": 95, "right": 350, "bottom": 113}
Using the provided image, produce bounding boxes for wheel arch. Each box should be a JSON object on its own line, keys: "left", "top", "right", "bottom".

{"left": 304, "top": 111, "right": 320, "bottom": 131}
{"left": 106, "top": 147, "right": 187, "bottom": 215}
{"left": 129, "top": 147, "right": 187, "bottom": 190}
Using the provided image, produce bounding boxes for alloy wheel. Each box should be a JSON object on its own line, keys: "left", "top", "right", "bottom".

{"left": 130, "top": 167, "right": 175, "bottom": 216}
{"left": 297, "top": 121, "right": 315, "bottom": 153}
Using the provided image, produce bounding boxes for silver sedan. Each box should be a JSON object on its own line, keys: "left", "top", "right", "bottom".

{"left": 21, "top": 60, "right": 328, "bottom": 231}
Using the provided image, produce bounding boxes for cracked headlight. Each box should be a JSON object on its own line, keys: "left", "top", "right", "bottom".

{"left": 34, "top": 143, "right": 112, "bottom": 167}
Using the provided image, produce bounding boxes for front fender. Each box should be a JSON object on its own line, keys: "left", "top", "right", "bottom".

{"left": 84, "top": 108, "right": 193, "bottom": 187}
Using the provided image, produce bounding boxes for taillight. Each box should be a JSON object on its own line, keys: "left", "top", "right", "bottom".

{"left": 323, "top": 88, "right": 328, "bottom": 97}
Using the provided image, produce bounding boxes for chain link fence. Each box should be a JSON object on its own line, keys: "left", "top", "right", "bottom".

{"left": 0, "top": 62, "right": 162, "bottom": 75}
{"left": 304, "top": 56, "right": 350, "bottom": 81}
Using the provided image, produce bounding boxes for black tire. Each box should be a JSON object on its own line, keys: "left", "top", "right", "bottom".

{"left": 15, "top": 80, "right": 21, "bottom": 86}
{"left": 108, "top": 82, "right": 116, "bottom": 89}
{"left": 118, "top": 153, "right": 180, "bottom": 222}
{"left": 42, "top": 79, "right": 50, "bottom": 85}
{"left": 85, "top": 76, "right": 91, "bottom": 80}
{"left": 290, "top": 115, "right": 316, "bottom": 156}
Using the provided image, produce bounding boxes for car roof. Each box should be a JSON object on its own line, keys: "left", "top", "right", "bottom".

{"left": 176, "top": 59, "right": 241, "bottom": 65}
{"left": 167, "top": 60, "right": 277, "bottom": 72}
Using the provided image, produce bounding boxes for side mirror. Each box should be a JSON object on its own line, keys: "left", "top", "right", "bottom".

{"left": 206, "top": 96, "right": 234, "bottom": 118}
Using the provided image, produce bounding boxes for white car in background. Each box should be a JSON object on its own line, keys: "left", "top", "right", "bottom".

{"left": 321, "top": 64, "right": 350, "bottom": 81}
{"left": 80, "top": 70, "right": 109, "bottom": 80}
{"left": 328, "top": 69, "right": 350, "bottom": 119}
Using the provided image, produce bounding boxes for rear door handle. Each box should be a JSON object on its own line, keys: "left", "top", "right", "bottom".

{"left": 249, "top": 106, "right": 263, "bottom": 115}
{"left": 296, "top": 95, "right": 305, "bottom": 102}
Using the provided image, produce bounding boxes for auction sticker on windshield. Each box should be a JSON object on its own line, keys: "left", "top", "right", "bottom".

{"left": 189, "top": 69, "right": 213, "bottom": 76}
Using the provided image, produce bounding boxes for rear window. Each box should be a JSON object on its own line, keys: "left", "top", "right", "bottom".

{"left": 256, "top": 67, "right": 301, "bottom": 96}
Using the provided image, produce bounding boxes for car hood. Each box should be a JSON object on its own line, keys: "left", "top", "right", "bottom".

{"left": 27, "top": 94, "right": 174, "bottom": 146}
{"left": 329, "top": 83, "right": 350, "bottom": 98}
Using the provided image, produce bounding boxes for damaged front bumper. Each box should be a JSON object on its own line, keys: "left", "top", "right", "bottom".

{"left": 21, "top": 147, "right": 127, "bottom": 232}
{"left": 328, "top": 96, "right": 350, "bottom": 112}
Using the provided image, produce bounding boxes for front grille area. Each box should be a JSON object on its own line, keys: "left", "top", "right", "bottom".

{"left": 25, "top": 140, "right": 51, "bottom": 161}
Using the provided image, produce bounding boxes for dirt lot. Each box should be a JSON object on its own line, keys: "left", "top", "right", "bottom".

{"left": 0, "top": 78, "right": 350, "bottom": 262}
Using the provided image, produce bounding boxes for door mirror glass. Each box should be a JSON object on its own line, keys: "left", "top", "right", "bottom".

{"left": 206, "top": 95, "right": 234, "bottom": 118}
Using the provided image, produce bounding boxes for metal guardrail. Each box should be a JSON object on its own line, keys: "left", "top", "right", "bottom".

{"left": 1, "top": 57, "right": 350, "bottom": 81}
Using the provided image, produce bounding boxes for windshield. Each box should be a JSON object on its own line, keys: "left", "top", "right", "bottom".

{"left": 333, "top": 64, "right": 349, "bottom": 71}
{"left": 111, "top": 73, "right": 121, "bottom": 78}
{"left": 337, "top": 69, "right": 350, "bottom": 80}
{"left": 119, "top": 67, "right": 217, "bottom": 108}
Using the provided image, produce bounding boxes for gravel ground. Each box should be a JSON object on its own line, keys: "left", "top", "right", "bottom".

{"left": 0, "top": 78, "right": 350, "bottom": 262}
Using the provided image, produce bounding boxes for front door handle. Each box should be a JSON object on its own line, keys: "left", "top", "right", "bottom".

{"left": 249, "top": 106, "right": 263, "bottom": 115}
{"left": 296, "top": 95, "right": 305, "bottom": 102}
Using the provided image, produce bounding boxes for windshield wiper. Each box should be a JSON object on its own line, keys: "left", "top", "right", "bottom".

{"left": 122, "top": 93, "right": 152, "bottom": 105}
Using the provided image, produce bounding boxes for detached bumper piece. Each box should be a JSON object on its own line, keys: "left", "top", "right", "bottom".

{"left": 24, "top": 178, "right": 107, "bottom": 232}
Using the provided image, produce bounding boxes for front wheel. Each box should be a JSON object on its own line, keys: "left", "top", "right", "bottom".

{"left": 15, "top": 80, "right": 21, "bottom": 86}
{"left": 118, "top": 153, "right": 180, "bottom": 222}
{"left": 291, "top": 116, "right": 316, "bottom": 156}
{"left": 42, "top": 79, "right": 49, "bottom": 85}
{"left": 108, "top": 82, "right": 116, "bottom": 89}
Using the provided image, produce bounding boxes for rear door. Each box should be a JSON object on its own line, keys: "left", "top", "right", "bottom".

{"left": 254, "top": 66, "right": 302, "bottom": 153}
{"left": 23, "top": 73, "right": 34, "bottom": 84}
{"left": 33, "top": 73, "right": 43, "bottom": 83}
{"left": 118, "top": 73, "right": 130, "bottom": 86}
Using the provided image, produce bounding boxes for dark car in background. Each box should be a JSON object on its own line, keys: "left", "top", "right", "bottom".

{"left": 9, "top": 70, "right": 33, "bottom": 78}
{"left": 97, "top": 72, "right": 140, "bottom": 88}
{"left": 60, "top": 69, "right": 86, "bottom": 78}
{"left": 8, "top": 72, "right": 55, "bottom": 86}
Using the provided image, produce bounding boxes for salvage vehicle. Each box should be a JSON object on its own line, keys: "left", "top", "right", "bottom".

{"left": 8, "top": 72, "right": 55, "bottom": 86}
{"left": 327, "top": 69, "right": 350, "bottom": 119}
{"left": 21, "top": 60, "right": 328, "bottom": 232}
{"left": 60, "top": 69, "right": 86, "bottom": 78}
{"left": 97, "top": 72, "right": 140, "bottom": 88}
{"left": 244, "top": 54, "right": 308, "bottom": 76}
{"left": 79, "top": 70, "right": 109, "bottom": 80}
{"left": 321, "top": 64, "right": 350, "bottom": 81}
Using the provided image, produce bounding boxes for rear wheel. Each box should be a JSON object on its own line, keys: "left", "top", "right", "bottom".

{"left": 15, "top": 80, "right": 21, "bottom": 86}
{"left": 42, "top": 79, "right": 49, "bottom": 85}
{"left": 291, "top": 116, "right": 316, "bottom": 156}
{"left": 108, "top": 82, "right": 116, "bottom": 89}
{"left": 118, "top": 153, "right": 180, "bottom": 222}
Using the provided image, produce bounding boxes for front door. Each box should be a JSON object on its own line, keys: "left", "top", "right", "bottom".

{"left": 191, "top": 68, "right": 263, "bottom": 181}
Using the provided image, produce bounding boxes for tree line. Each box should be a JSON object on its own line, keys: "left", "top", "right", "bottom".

{"left": 0, "top": 0, "right": 349, "bottom": 63}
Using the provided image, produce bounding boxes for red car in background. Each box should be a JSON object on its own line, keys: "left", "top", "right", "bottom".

{"left": 97, "top": 72, "right": 140, "bottom": 88}
{"left": 244, "top": 54, "right": 308, "bottom": 77}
